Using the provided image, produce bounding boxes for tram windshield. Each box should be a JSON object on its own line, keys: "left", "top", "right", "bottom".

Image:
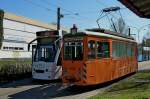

{"left": 64, "top": 41, "right": 83, "bottom": 60}
{"left": 34, "top": 44, "right": 56, "bottom": 62}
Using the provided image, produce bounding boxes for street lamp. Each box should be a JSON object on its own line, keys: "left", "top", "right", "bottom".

{"left": 138, "top": 24, "right": 150, "bottom": 43}
{"left": 128, "top": 24, "right": 150, "bottom": 43}
{"left": 129, "top": 24, "right": 150, "bottom": 61}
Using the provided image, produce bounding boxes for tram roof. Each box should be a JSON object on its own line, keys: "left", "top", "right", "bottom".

{"left": 64, "top": 28, "right": 136, "bottom": 42}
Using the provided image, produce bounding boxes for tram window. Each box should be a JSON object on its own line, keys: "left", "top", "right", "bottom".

{"left": 88, "top": 40, "right": 96, "bottom": 59}
{"left": 113, "top": 42, "right": 120, "bottom": 57}
{"left": 120, "top": 43, "right": 124, "bottom": 57}
{"left": 76, "top": 42, "right": 83, "bottom": 60}
{"left": 32, "top": 46, "right": 36, "bottom": 62}
{"left": 64, "top": 41, "right": 83, "bottom": 60}
{"left": 113, "top": 41, "right": 126, "bottom": 58}
{"left": 45, "top": 48, "right": 55, "bottom": 62}
{"left": 102, "top": 42, "right": 110, "bottom": 58}
{"left": 133, "top": 45, "right": 136, "bottom": 56}
{"left": 34, "top": 45, "right": 56, "bottom": 62}
{"left": 97, "top": 42, "right": 110, "bottom": 58}
{"left": 123, "top": 43, "right": 127, "bottom": 57}
{"left": 131, "top": 44, "right": 135, "bottom": 56}
{"left": 117, "top": 42, "right": 121, "bottom": 57}
{"left": 97, "top": 42, "right": 102, "bottom": 58}
{"left": 64, "top": 42, "right": 72, "bottom": 60}
{"left": 112, "top": 42, "right": 117, "bottom": 57}
{"left": 127, "top": 44, "right": 132, "bottom": 56}
{"left": 120, "top": 43, "right": 126, "bottom": 57}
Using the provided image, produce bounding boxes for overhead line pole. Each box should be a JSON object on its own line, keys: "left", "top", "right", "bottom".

{"left": 57, "top": 8, "right": 61, "bottom": 31}
{"left": 57, "top": 7, "right": 64, "bottom": 31}
{"left": 57, "top": 7, "right": 61, "bottom": 31}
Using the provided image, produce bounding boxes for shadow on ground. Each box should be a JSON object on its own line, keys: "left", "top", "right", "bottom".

{"left": 8, "top": 83, "right": 108, "bottom": 99}
{"left": 6, "top": 73, "right": 136, "bottom": 99}
{"left": 0, "top": 78, "right": 61, "bottom": 88}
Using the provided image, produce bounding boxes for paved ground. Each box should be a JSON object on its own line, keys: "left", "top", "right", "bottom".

{"left": 0, "top": 79, "right": 114, "bottom": 99}
{"left": 0, "top": 61, "right": 150, "bottom": 99}
{"left": 138, "top": 61, "right": 150, "bottom": 70}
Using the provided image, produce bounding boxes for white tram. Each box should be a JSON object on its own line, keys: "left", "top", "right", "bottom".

{"left": 28, "top": 30, "right": 63, "bottom": 80}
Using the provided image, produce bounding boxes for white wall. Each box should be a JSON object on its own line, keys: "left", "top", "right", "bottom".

{"left": 3, "top": 19, "right": 49, "bottom": 43}
{"left": 1, "top": 19, "right": 52, "bottom": 59}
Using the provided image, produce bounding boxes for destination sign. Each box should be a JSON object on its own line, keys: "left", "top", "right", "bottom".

{"left": 64, "top": 37, "right": 83, "bottom": 42}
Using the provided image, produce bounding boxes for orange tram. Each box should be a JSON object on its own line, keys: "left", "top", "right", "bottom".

{"left": 62, "top": 28, "right": 138, "bottom": 86}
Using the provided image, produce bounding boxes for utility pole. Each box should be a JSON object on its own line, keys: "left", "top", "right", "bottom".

{"left": 128, "top": 27, "right": 131, "bottom": 36}
{"left": 57, "top": 7, "right": 63, "bottom": 31}
{"left": 57, "top": 7, "right": 60, "bottom": 31}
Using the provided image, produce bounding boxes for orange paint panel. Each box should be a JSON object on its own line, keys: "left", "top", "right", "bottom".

{"left": 62, "top": 34, "right": 138, "bottom": 86}
{"left": 85, "top": 61, "right": 96, "bottom": 83}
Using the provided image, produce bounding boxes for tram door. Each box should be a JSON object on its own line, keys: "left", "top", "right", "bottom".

{"left": 96, "top": 41, "right": 110, "bottom": 82}
{"left": 86, "top": 40, "right": 96, "bottom": 83}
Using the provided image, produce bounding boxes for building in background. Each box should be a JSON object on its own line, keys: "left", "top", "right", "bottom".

{"left": 0, "top": 10, "right": 67, "bottom": 59}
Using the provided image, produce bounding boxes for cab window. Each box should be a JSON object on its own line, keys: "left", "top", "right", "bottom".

{"left": 88, "top": 40, "right": 96, "bottom": 59}
{"left": 97, "top": 42, "right": 110, "bottom": 58}
{"left": 34, "top": 45, "right": 56, "bottom": 62}
{"left": 64, "top": 41, "right": 83, "bottom": 60}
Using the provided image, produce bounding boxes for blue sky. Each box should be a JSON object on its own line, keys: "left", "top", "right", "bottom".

{"left": 0, "top": 0, "right": 150, "bottom": 42}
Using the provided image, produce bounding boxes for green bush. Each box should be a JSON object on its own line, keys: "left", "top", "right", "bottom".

{"left": 0, "top": 60, "right": 32, "bottom": 82}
